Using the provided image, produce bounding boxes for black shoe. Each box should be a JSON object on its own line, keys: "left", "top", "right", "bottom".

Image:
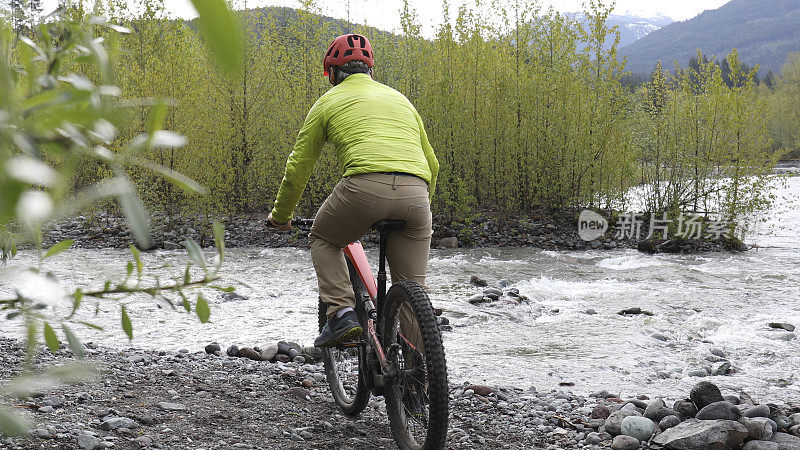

{"left": 314, "top": 310, "right": 363, "bottom": 348}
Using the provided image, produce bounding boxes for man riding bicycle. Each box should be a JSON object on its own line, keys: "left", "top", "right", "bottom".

{"left": 267, "top": 34, "right": 439, "bottom": 349}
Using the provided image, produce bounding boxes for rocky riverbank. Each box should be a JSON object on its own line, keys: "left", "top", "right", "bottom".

{"left": 3, "top": 337, "right": 800, "bottom": 449}
{"left": 39, "top": 211, "right": 745, "bottom": 253}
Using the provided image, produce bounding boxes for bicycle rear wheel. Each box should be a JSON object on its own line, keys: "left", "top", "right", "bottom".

{"left": 320, "top": 259, "right": 370, "bottom": 415}
{"left": 382, "top": 280, "right": 448, "bottom": 450}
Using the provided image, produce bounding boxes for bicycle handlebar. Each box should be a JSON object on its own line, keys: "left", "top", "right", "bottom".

{"left": 266, "top": 217, "right": 314, "bottom": 228}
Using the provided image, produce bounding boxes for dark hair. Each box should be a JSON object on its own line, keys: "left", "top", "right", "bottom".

{"left": 333, "top": 60, "right": 372, "bottom": 84}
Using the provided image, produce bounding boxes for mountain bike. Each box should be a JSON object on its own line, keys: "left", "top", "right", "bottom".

{"left": 291, "top": 218, "right": 449, "bottom": 449}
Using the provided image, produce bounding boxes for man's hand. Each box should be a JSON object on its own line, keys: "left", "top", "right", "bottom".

{"left": 267, "top": 212, "right": 292, "bottom": 231}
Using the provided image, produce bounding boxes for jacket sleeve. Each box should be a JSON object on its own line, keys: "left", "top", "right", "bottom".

{"left": 270, "top": 98, "right": 327, "bottom": 223}
{"left": 415, "top": 110, "right": 438, "bottom": 202}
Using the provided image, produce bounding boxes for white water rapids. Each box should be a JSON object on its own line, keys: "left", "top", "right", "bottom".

{"left": 2, "top": 174, "right": 799, "bottom": 403}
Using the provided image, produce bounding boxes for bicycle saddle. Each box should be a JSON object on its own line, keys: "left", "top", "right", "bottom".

{"left": 372, "top": 220, "right": 406, "bottom": 234}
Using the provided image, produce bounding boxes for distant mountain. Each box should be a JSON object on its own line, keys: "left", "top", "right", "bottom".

{"left": 566, "top": 12, "right": 673, "bottom": 49}
{"left": 621, "top": 0, "right": 800, "bottom": 74}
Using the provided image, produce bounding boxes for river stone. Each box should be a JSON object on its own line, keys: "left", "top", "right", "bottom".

{"left": 743, "top": 441, "right": 780, "bottom": 450}
{"left": 768, "top": 322, "right": 795, "bottom": 332}
{"left": 611, "top": 434, "right": 640, "bottom": 450}
{"left": 621, "top": 403, "right": 640, "bottom": 412}
{"left": 468, "top": 294, "right": 490, "bottom": 305}
{"left": 744, "top": 405, "right": 772, "bottom": 418}
{"left": 482, "top": 288, "right": 503, "bottom": 300}
{"left": 260, "top": 345, "right": 279, "bottom": 361}
{"left": 742, "top": 417, "right": 776, "bottom": 441}
{"left": 687, "top": 368, "right": 710, "bottom": 377}
{"left": 226, "top": 345, "right": 239, "bottom": 357}
{"left": 790, "top": 413, "right": 800, "bottom": 426}
{"left": 237, "top": 347, "right": 263, "bottom": 361}
{"left": 585, "top": 432, "right": 603, "bottom": 444}
{"left": 100, "top": 416, "right": 137, "bottom": 430}
{"left": 673, "top": 399, "right": 698, "bottom": 419}
{"left": 621, "top": 416, "right": 655, "bottom": 441}
{"left": 712, "top": 361, "right": 732, "bottom": 376}
{"left": 695, "top": 401, "right": 741, "bottom": 421}
{"left": 650, "top": 406, "right": 679, "bottom": 422}
{"left": 771, "top": 432, "right": 800, "bottom": 449}
{"left": 652, "top": 419, "right": 748, "bottom": 450}
{"left": 690, "top": 381, "right": 724, "bottom": 410}
{"left": 771, "top": 414, "right": 792, "bottom": 431}
{"left": 659, "top": 415, "right": 682, "bottom": 430}
{"left": 76, "top": 433, "right": 101, "bottom": 450}
{"left": 605, "top": 410, "right": 642, "bottom": 436}
{"left": 592, "top": 405, "right": 611, "bottom": 419}
{"left": 644, "top": 399, "right": 666, "bottom": 420}
{"left": 469, "top": 275, "right": 488, "bottom": 287}
{"left": 204, "top": 343, "right": 220, "bottom": 354}
{"left": 789, "top": 425, "right": 800, "bottom": 437}
{"left": 157, "top": 402, "right": 187, "bottom": 412}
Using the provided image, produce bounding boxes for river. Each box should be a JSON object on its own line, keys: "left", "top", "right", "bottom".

{"left": 2, "top": 174, "right": 799, "bottom": 403}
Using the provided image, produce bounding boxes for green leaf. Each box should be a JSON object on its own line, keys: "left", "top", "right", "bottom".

{"left": 196, "top": 294, "right": 210, "bottom": 324}
{"left": 121, "top": 305, "right": 132, "bottom": 340}
{"left": 69, "top": 289, "right": 83, "bottom": 318}
{"left": 184, "top": 238, "right": 205, "bottom": 268}
{"left": 117, "top": 177, "right": 152, "bottom": 248}
{"left": 190, "top": 0, "right": 242, "bottom": 77}
{"left": 212, "top": 221, "right": 225, "bottom": 264}
{"left": 62, "top": 325, "right": 84, "bottom": 357}
{"left": 0, "top": 408, "right": 30, "bottom": 437}
{"left": 129, "top": 158, "right": 208, "bottom": 195}
{"left": 77, "top": 321, "right": 103, "bottom": 331}
{"left": 183, "top": 264, "right": 191, "bottom": 284}
{"left": 126, "top": 261, "right": 133, "bottom": 278}
{"left": 180, "top": 292, "right": 191, "bottom": 313}
{"left": 44, "top": 239, "right": 74, "bottom": 258}
{"left": 209, "top": 285, "right": 235, "bottom": 292}
{"left": 43, "top": 322, "right": 59, "bottom": 353}
{"left": 129, "top": 244, "right": 143, "bottom": 276}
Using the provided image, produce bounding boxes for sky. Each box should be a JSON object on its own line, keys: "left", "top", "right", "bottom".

{"left": 35, "top": 0, "right": 732, "bottom": 34}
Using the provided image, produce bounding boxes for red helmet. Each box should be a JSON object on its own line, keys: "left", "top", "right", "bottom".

{"left": 323, "top": 34, "right": 374, "bottom": 76}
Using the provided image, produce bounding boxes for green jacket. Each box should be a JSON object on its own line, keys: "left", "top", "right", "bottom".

{"left": 270, "top": 73, "right": 439, "bottom": 223}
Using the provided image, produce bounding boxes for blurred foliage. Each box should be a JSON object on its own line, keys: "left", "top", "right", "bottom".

{"left": 0, "top": 0, "right": 240, "bottom": 436}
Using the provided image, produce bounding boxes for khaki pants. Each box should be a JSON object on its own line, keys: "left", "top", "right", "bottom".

{"left": 310, "top": 173, "right": 432, "bottom": 321}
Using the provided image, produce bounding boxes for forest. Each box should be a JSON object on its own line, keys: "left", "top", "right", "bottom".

{"left": 2, "top": 0, "right": 798, "bottom": 222}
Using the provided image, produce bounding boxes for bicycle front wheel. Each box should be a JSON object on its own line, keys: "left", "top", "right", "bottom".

{"left": 382, "top": 280, "right": 449, "bottom": 450}
{"left": 320, "top": 259, "right": 370, "bottom": 416}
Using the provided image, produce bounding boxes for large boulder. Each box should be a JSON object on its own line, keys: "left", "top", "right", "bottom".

{"left": 652, "top": 419, "right": 748, "bottom": 449}
{"left": 743, "top": 405, "right": 772, "bottom": 418}
{"left": 695, "top": 401, "right": 741, "bottom": 421}
{"left": 742, "top": 417, "right": 776, "bottom": 441}
{"left": 621, "top": 416, "right": 655, "bottom": 442}
{"left": 771, "top": 432, "right": 800, "bottom": 449}
{"left": 690, "top": 381, "right": 725, "bottom": 410}
{"left": 743, "top": 441, "right": 780, "bottom": 450}
{"left": 605, "top": 410, "right": 642, "bottom": 436}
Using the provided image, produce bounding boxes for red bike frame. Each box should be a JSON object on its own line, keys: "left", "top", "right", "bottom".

{"left": 343, "top": 242, "right": 377, "bottom": 300}
{"left": 342, "top": 241, "right": 396, "bottom": 377}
